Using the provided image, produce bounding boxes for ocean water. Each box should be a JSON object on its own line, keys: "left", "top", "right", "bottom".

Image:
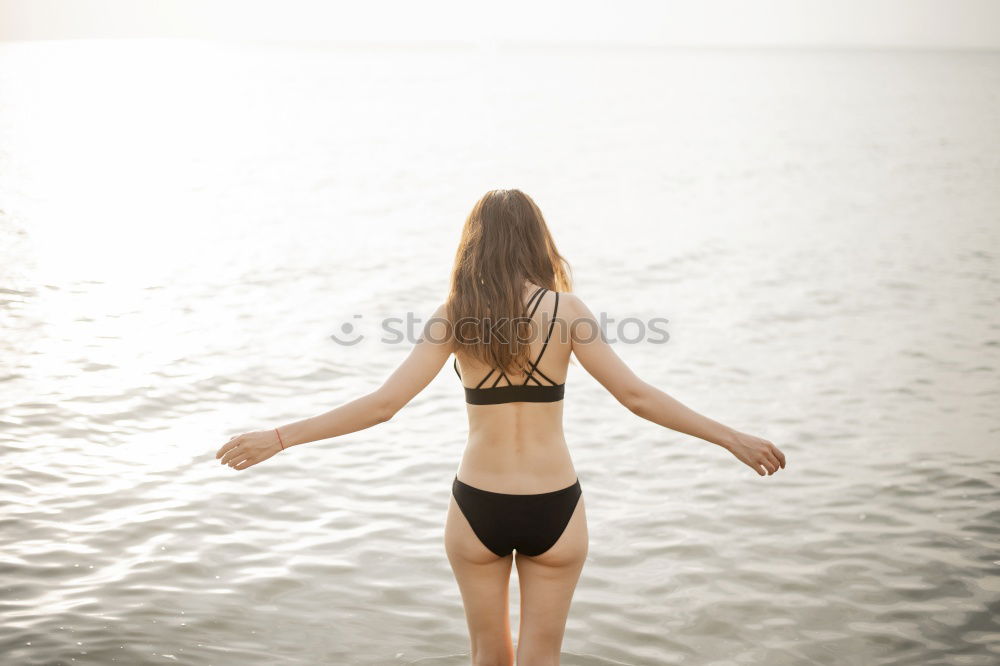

{"left": 1, "top": 39, "right": 999, "bottom": 665}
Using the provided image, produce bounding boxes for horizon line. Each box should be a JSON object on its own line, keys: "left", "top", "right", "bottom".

{"left": 1, "top": 36, "right": 998, "bottom": 54}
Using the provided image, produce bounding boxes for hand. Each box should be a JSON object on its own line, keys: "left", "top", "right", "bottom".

{"left": 724, "top": 431, "right": 786, "bottom": 476}
{"left": 216, "top": 429, "right": 283, "bottom": 471}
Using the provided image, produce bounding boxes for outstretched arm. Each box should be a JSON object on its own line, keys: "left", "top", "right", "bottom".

{"left": 216, "top": 302, "right": 453, "bottom": 470}
{"left": 563, "top": 293, "right": 786, "bottom": 476}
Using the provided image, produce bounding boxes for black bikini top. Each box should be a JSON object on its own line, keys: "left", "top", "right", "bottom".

{"left": 453, "top": 286, "right": 564, "bottom": 405}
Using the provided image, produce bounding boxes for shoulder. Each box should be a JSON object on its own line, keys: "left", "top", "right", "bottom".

{"left": 419, "top": 300, "right": 453, "bottom": 345}
{"left": 551, "top": 291, "right": 590, "bottom": 318}
{"left": 551, "top": 290, "right": 597, "bottom": 326}
{"left": 551, "top": 291, "right": 604, "bottom": 343}
{"left": 429, "top": 300, "right": 450, "bottom": 319}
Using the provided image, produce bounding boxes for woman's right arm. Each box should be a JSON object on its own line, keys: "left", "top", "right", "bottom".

{"left": 562, "top": 292, "right": 786, "bottom": 476}
{"left": 216, "top": 302, "right": 454, "bottom": 471}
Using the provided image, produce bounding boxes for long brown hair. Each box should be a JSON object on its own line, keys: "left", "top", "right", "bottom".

{"left": 446, "top": 189, "right": 572, "bottom": 374}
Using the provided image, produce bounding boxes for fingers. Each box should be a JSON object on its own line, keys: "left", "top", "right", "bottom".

{"left": 734, "top": 436, "right": 786, "bottom": 477}
{"left": 760, "top": 440, "right": 786, "bottom": 472}
{"left": 221, "top": 449, "right": 255, "bottom": 470}
{"left": 748, "top": 447, "right": 780, "bottom": 476}
{"left": 222, "top": 444, "right": 250, "bottom": 467}
{"left": 228, "top": 453, "right": 253, "bottom": 469}
{"left": 233, "top": 457, "right": 256, "bottom": 470}
{"left": 761, "top": 449, "right": 781, "bottom": 474}
{"left": 770, "top": 443, "right": 786, "bottom": 468}
{"left": 218, "top": 433, "right": 257, "bottom": 470}
{"left": 216, "top": 431, "right": 275, "bottom": 471}
{"left": 220, "top": 450, "right": 246, "bottom": 466}
{"left": 216, "top": 435, "right": 243, "bottom": 460}
{"left": 743, "top": 454, "right": 767, "bottom": 475}
{"left": 219, "top": 445, "right": 242, "bottom": 466}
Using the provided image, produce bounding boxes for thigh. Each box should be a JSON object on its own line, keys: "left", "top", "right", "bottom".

{"left": 444, "top": 494, "right": 515, "bottom": 652}
{"left": 514, "top": 494, "right": 588, "bottom": 657}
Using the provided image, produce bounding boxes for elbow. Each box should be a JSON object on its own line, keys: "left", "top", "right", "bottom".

{"left": 375, "top": 403, "right": 398, "bottom": 424}
{"left": 620, "top": 383, "right": 649, "bottom": 417}
{"left": 626, "top": 397, "right": 646, "bottom": 419}
{"left": 371, "top": 392, "right": 399, "bottom": 424}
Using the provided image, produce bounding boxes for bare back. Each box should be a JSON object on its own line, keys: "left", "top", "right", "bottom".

{"left": 453, "top": 283, "right": 576, "bottom": 493}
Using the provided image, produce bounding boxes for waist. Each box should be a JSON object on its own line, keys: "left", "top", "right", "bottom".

{"left": 459, "top": 434, "right": 575, "bottom": 492}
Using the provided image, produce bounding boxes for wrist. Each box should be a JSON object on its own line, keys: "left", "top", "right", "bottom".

{"left": 717, "top": 426, "right": 741, "bottom": 451}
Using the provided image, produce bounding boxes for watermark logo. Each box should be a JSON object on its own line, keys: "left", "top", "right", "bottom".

{"left": 329, "top": 312, "right": 670, "bottom": 346}
{"left": 328, "top": 314, "right": 364, "bottom": 346}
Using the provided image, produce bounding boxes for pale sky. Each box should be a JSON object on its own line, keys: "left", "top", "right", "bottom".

{"left": 1, "top": 0, "right": 999, "bottom": 49}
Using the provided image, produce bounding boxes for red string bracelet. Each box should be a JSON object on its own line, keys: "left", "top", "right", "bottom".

{"left": 275, "top": 428, "right": 285, "bottom": 450}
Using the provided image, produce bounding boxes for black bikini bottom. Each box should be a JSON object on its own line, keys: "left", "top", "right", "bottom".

{"left": 451, "top": 474, "right": 583, "bottom": 557}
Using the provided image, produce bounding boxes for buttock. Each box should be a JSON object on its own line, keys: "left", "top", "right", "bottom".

{"left": 451, "top": 474, "right": 583, "bottom": 557}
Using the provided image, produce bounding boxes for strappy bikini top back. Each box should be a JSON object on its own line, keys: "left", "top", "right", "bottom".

{"left": 453, "top": 286, "right": 564, "bottom": 405}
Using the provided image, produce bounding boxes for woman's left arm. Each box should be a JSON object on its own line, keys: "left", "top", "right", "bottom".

{"left": 216, "top": 302, "right": 452, "bottom": 470}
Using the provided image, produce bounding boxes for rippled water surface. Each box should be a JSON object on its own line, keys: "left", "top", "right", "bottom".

{"left": 1, "top": 40, "right": 999, "bottom": 665}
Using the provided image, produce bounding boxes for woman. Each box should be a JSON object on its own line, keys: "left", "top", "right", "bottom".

{"left": 215, "top": 189, "right": 786, "bottom": 665}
